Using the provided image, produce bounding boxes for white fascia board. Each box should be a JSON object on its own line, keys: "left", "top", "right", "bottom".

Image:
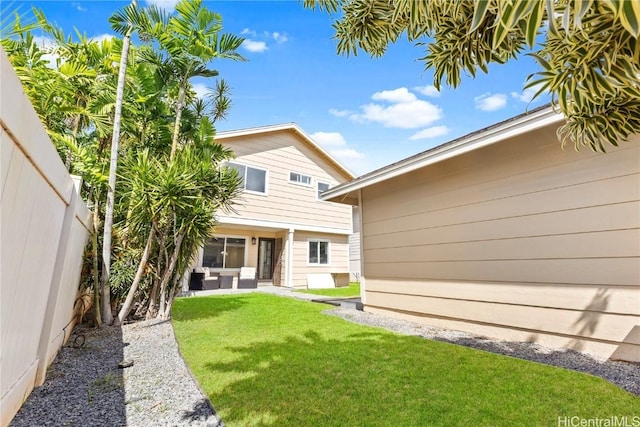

{"left": 323, "top": 107, "right": 564, "bottom": 200}
{"left": 216, "top": 215, "right": 352, "bottom": 235}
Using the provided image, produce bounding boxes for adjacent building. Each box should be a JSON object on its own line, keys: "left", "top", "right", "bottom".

{"left": 324, "top": 106, "right": 640, "bottom": 362}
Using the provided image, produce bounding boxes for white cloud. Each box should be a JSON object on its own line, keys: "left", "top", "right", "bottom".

{"left": 241, "top": 39, "right": 268, "bottom": 53}
{"left": 33, "top": 36, "right": 59, "bottom": 68}
{"left": 353, "top": 102, "right": 439, "bottom": 128}
{"left": 72, "top": 2, "right": 87, "bottom": 12}
{"left": 272, "top": 32, "right": 288, "bottom": 43}
{"left": 371, "top": 87, "right": 417, "bottom": 103}
{"left": 310, "top": 131, "right": 365, "bottom": 164}
{"left": 310, "top": 131, "right": 346, "bottom": 147}
{"left": 241, "top": 28, "right": 257, "bottom": 37}
{"left": 409, "top": 125, "right": 450, "bottom": 140}
{"left": 145, "top": 0, "right": 180, "bottom": 11}
{"left": 90, "top": 34, "right": 114, "bottom": 43}
{"left": 191, "top": 83, "right": 208, "bottom": 100}
{"left": 330, "top": 148, "right": 365, "bottom": 160}
{"left": 414, "top": 85, "right": 440, "bottom": 97}
{"left": 511, "top": 83, "right": 546, "bottom": 103}
{"left": 329, "top": 108, "right": 352, "bottom": 117}
{"left": 474, "top": 93, "right": 507, "bottom": 112}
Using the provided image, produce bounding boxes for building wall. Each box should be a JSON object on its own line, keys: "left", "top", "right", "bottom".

{"left": 349, "top": 207, "right": 361, "bottom": 282}
{"left": 291, "top": 231, "right": 350, "bottom": 288}
{"left": 1, "top": 49, "right": 92, "bottom": 426}
{"left": 218, "top": 131, "right": 353, "bottom": 232}
{"left": 192, "top": 227, "right": 349, "bottom": 288}
{"left": 360, "top": 123, "right": 640, "bottom": 361}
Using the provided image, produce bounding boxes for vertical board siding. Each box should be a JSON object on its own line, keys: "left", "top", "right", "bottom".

{"left": 1, "top": 50, "right": 92, "bottom": 426}
{"left": 360, "top": 125, "right": 640, "bottom": 361}
{"left": 219, "top": 132, "right": 352, "bottom": 230}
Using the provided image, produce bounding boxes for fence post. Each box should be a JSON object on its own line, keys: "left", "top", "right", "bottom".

{"left": 34, "top": 186, "right": 80, "bottom": 386}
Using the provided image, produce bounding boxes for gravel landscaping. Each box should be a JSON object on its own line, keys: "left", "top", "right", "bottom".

{"left": 10, "top": 319, "right": 222, "bottom": 427}
{"left": 10, "top": 290, "right": 639, "bottom": 426}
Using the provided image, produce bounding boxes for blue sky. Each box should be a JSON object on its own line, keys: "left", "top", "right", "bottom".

{"left": 9, "top": 0, "right": 549, "bottom": 175}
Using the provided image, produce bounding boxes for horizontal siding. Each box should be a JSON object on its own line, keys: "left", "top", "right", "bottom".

{"left": 364, "top": 173, "right": 639, "bottom": 237}
{"left": 349, "top": 232, "right": 361, "bottom": 259}
{"left": 362, "top": 132, "right": 639, "bottom": 225}
{"left": 364, "top": 202, "right": 639, "bottom": 248}
{"left": 365, "top": 290, "right": 638, "bottom": 345}
{"left": 359, "top": 126, "right": 640, "bottom": 360}
{"left": 291, "top": 231, "right": 349, "bottom": 287}
{"left": 366, "top": 279, "right": 640, "bottom": 315}
{"left": 221, "top": 132, "right": 352, "bottom": 230}
{"left": 365, "top": 229, "right": 639, "bottom": 262}
{"left": 349, "top": 232, "right": 361, "bottom": 278}
{"left": 364, "top": 258, "right": 638, "bottom": 286}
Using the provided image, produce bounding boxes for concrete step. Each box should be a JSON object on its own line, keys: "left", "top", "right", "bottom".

{"left": 311, "top": 297, "right": 363, "bottom": 311}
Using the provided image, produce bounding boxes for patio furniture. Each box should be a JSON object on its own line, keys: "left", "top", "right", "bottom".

{"left": 203, "top": 272, "right": 220, "bottom": 290}
{"left": 189, "top": 272, "right": 205, "bottom": 290}
{"left": 238, "top": 267, "right": 258, "bottom": 289}
{"left": 190, "top": 267, "right": 222, "bottom": 290}
{"left": 219, "top": 273, "right": 234, "bottom": 289}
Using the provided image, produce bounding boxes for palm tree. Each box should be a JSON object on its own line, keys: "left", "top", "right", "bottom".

{"left": 115, "top": 143, "right": 241, "bottom": 324}
{"left": 99, "top": 0, "right": 138, "bottom": 326}
{"left": 140, "top": 0, "right": 246, "bottom": 160}
{"left": 304, "top": 0, "right": 640, "bottom": 151}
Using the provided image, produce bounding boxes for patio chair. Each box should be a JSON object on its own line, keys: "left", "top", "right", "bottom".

{"left": 237, "top": 267, "right": 258, "bottom": 289}
{"left": 203, "top": 272, "right": 220, "bottom": 290}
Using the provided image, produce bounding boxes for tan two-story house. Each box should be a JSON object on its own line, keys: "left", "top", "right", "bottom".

{"left": 191, "top": 123, "right": 355, "bottom": 289}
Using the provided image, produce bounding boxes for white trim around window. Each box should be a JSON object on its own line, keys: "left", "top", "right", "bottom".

{"left": 307, "top": 238, "right": 330, "bottom": 266}
{"left": 289, "top": 171, "right": 313, "bottom": 187}
{"left": 227, "top": 161, "right": 269, "bottom": 196}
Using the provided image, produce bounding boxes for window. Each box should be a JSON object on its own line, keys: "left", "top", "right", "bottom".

{"left": 308, "top": 240, "right": 329, "bottom": 265}
{"left": 203, "top": 237, "right": 246, "bottom": 269}
{"left": 228, "top": 162, "right": 267, "bottom": 194}
{"left": 317, "top": 182, "right": 330, "bottom": 199}
{"left": 289, "top": 172, "right": 312, "bottom": 186}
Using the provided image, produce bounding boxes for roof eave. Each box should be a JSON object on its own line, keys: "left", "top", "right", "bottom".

{"left": 323, "top": 106, "right": 564, "bottom": 202}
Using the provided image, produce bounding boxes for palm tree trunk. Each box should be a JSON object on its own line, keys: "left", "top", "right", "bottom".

{"left": 163, "top": 271, "right": 183, "bottom": 319}
{"left": 115, "top": 224, "right": 156, "bottom": 325}
{"left": 169, "top": 81, "right": 187, "bottom": 161}
{"left": 145, "top": 234, "right": 165, "bottom": 320}
{"left": 91, "top": 192, "right": 102, "bottom": 327}
{"left": 158, "top": 230, "right": 186, "bottom": 319}
{"left": 100, "top": 0, "right": 137, "bottom": 326}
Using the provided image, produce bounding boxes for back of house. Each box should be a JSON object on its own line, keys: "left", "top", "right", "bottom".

{"left": 189, "top": 124, "right": 355, "bottom": 290}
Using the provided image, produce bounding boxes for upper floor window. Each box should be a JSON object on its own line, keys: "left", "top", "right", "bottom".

{"left": 289, "top": 172, "right": 312, "bottom": 186}
{"left": 317, "top": 182, "right": 330, "bottom": 200}
{"left": 228, "top": 162, "right": 267, "bottom": 194}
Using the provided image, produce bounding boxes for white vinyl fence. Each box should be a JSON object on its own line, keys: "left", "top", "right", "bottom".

{"left": 1, "top": 48, "right": 93, "bottom": 427}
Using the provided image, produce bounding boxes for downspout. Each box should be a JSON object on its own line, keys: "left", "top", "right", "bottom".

{"left": 358, "top": 189, "right": 366, "bottom": 305}
{"left": 286, "top": 228, "right": 294, "bottom": 287}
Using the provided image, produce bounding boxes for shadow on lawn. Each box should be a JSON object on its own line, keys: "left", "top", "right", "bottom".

{"left": 173, "top": 295, "right": 248, "bottom": 321}
{"left": 200, "top": 328, "right": 637, "bottom": 427}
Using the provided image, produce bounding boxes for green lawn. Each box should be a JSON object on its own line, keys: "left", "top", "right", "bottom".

{"left": 172, "top": 294, "right": 639, "bottom": 427}
{"left": 297, "top": 282, "right": 360, "bottom": 297}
